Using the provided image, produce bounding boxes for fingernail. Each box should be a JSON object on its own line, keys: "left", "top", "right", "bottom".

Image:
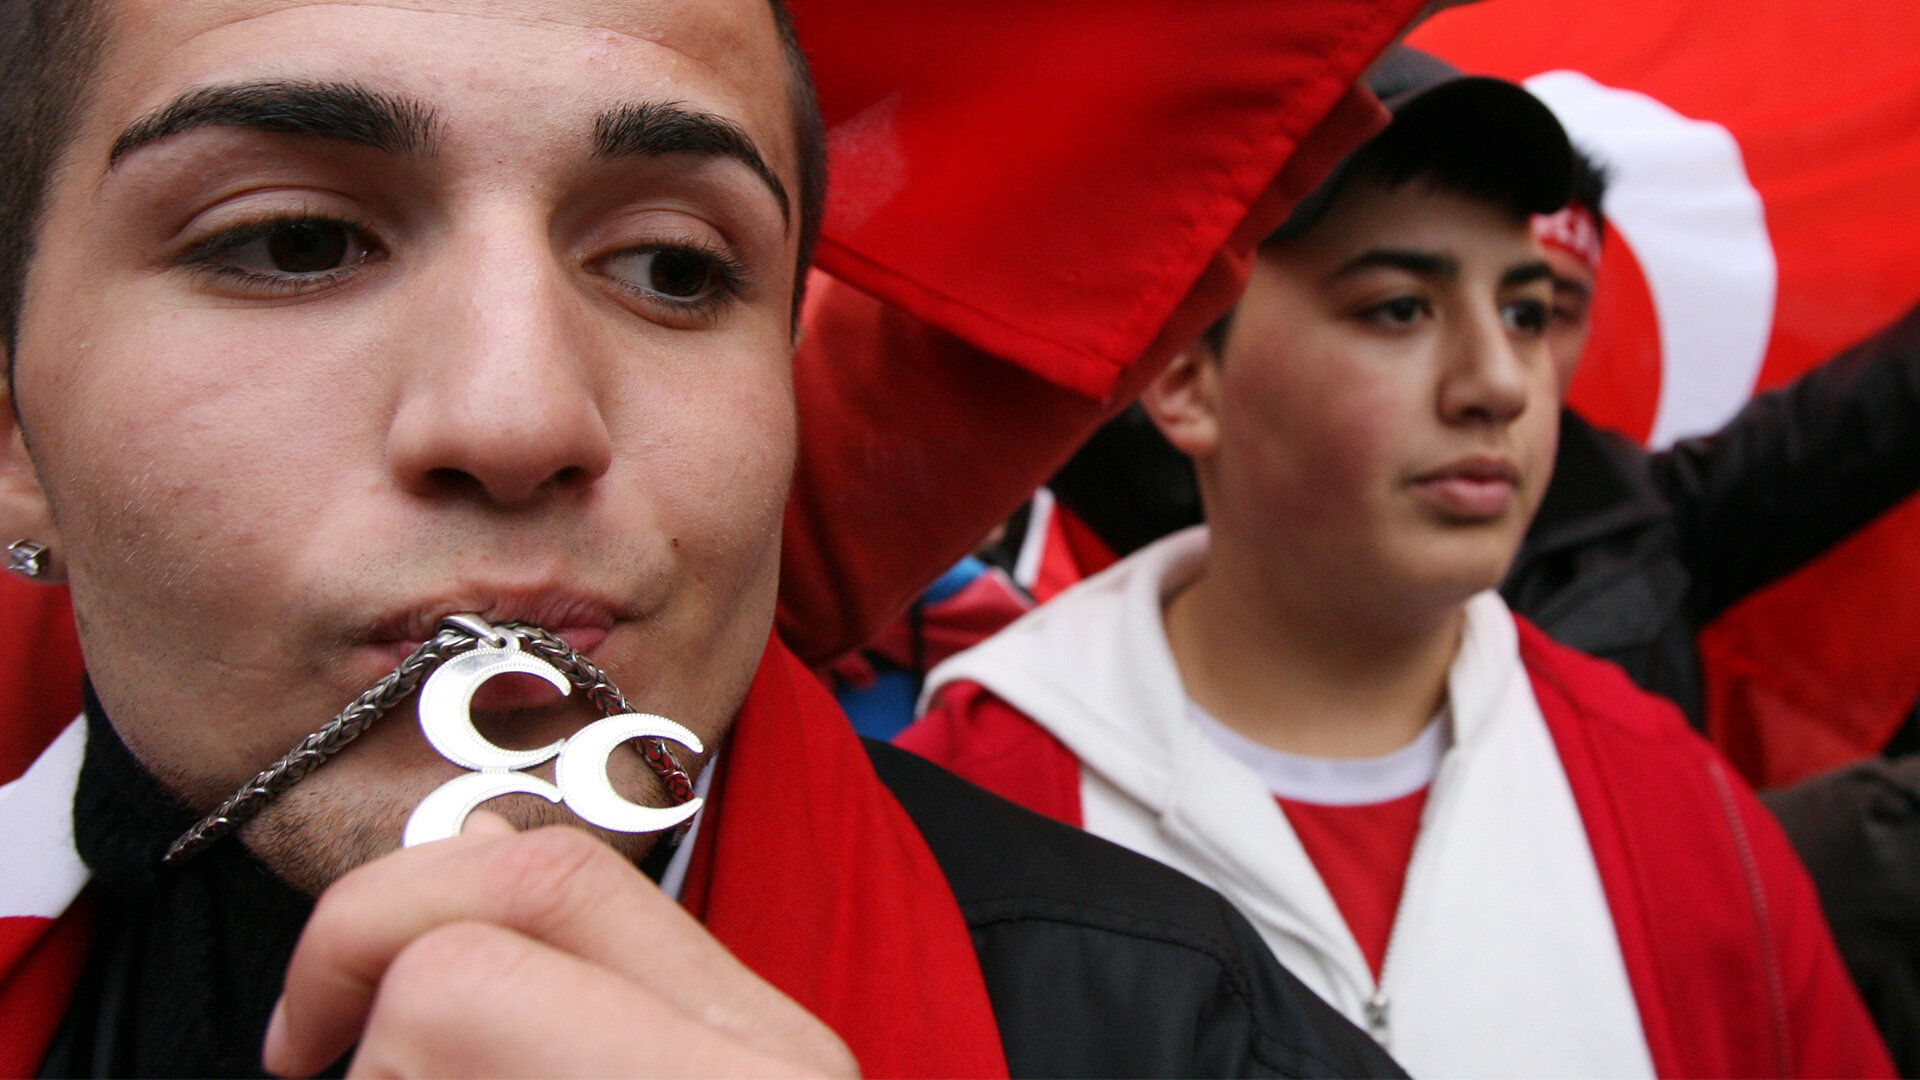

{"left": 463, "top": 809, "right": 518, "bottom": 836}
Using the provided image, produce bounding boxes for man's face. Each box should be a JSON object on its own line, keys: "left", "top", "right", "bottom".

{"left": 1199, "top": 176, "right": 1559, "bottom": 622}
{"left": 1542, "top": 245, "right": 1597, "bottom": 396}
{"left": 4, "top": 0, "right": 802, "bottom": 891}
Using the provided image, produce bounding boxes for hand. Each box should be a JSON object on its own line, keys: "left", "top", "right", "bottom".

{"left": 263, "top": 812, "right": 860, "bottom": 1078}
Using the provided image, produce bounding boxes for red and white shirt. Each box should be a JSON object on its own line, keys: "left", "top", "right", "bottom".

{"left": 1191, "top": 704, "right": 1444, "bottom": 980}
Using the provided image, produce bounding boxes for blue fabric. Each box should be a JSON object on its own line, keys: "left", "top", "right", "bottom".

{"left": 838, "top": 668, "right": 924, "bottom": 741}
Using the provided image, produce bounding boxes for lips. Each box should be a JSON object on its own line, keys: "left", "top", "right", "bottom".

{"left": 358, "top": 592, "right": 627, "bottom": 704}
{"left": 1411, "top": 457, "right": 1522, "bottom": 520}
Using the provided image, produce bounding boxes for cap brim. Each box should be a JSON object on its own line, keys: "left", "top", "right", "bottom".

{"left": 1271, "top": 75, "right": 1573, "bottom": 243}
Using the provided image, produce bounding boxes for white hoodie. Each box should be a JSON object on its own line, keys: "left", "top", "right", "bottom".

{"left": 923, "top": 527, "right": 1654, "bottom": 1079}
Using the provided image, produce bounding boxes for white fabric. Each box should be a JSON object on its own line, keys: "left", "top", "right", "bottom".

{"left": 656, "top": 752, "right": 717, "bottom": 902}
{"left": 1191, "top": 702, "right": 1447, "bottom": 806}
{"left": 1011, "top": 486, "right": 1057, "bottom": 592}
{"left": 0, "top": 716, "right": 89, "bottom": 919}
{"left": 925, "top": 527, "right": 1655, "bottom": 1079}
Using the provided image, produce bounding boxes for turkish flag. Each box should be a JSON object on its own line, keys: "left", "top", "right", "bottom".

{"left": 1413, "top": 1, "right": 1920, "bottom": 787}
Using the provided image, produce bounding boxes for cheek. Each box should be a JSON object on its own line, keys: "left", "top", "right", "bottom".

{"left": 1516, "top": 378, "right": 1562, "bottom": 512}
{"left": 1218, "top": 359, "right": 1406, "bottom": 523}
{"left": 21, "top": 306, "right": 381, "bottom": 586}
{"left": 617, "top": 349, "right": 796, "bottom": 591}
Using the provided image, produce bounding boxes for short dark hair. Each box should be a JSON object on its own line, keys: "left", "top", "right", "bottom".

{"left": 0, "top": 0, "right": 827, "bottom": 374}
{"left": 1345, "top": 120, "right": 1561, "bottom": 232}
{"left": 0, "top": 0, "right": 111, "bottom": 368}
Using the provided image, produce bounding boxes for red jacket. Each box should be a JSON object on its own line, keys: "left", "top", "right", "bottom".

{"left": 904, "top": 617, "right": 1893, "bottom": 1080}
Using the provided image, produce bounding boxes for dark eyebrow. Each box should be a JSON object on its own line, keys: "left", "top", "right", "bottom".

{"left": 593, "top": 102, "right": 790, "bottom": 230}
{"left": 111, "top": 80, "right": 439, "bottom": 166}
{"left": 1329, "top": 249, "right": 1458, "bottom": 283}
{"left": 1504, "top": 261, "right": 1554, "bottom": 290}
{"left": 1548, "top": 272, "right": 1592, "bottom": 299}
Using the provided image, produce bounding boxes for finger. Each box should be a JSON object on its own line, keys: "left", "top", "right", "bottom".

{"left": 267, "top": 825, "right": 831, "bottom": 1077}
{"left": 460, "top": 808, "right": 518, "bottom": 837}
{"left": 342, "top": 920, "right": 848, "bottom": 1079}
{"left": 262, "top": 811, "right": 518, "bottom": 1073}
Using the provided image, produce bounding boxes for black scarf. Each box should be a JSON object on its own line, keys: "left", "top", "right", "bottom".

{"left": 38, "top": 687, "right": 321, "bottom": 1079}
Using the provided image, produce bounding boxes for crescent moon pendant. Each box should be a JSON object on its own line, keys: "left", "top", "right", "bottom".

{"left": 417, "top": 646, "right": 570, "bottom": 772}
{"left": 402, "top": 770, "right": 564, "bottom": 847}
{"left": 555, "top": 713, "right": 705, "bottom": 834}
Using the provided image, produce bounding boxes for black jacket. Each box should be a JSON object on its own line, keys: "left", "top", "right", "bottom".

{"left": 1503, "top": 300, "right": 1920, "bottom": 729}
{"left": 866, "top": 740, "right": 1405, "bottom": 1079}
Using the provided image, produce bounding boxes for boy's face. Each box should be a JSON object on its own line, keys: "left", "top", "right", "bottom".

{"left": 1200, "top": 175, "right": 1559, "bottom": 618}
{"left": 1, "top": 0, "right": 802, "bottom": 890}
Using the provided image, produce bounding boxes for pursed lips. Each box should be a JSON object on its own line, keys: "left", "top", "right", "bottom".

{"left": 357, "top": 592, "right": 629, "bottom": 707}
{"left": 1409, "top": 456, "right": 1522, "bottom": 520}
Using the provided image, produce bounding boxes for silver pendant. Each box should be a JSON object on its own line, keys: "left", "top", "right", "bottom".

{"left": 402, "top": 635, "right": 704, "bottom": 846}
{"left": 164, "top": 615, "right": 702, "bottom": 865}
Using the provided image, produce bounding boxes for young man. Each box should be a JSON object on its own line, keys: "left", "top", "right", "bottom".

{"left": 0, "top": 0, "right": 1424, "bottom": 1075}
{"left": 903, "top": 51, "right": 1892, "bottom": 1078}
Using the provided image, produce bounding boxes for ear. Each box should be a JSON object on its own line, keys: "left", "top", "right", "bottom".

{"left": 0, "top": 378, "right": 63, "bottom": 584}
{"left": 1139, "top": 337, "right": 1223, "bottom": 462}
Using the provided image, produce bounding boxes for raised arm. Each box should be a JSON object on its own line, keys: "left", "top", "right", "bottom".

{"left": 1655, "top": 299, "right": 1920, "bottom": 624}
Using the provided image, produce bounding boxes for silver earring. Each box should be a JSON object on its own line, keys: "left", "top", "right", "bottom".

{"left": 6, "top": 540, "right": 48, "bottom": 578}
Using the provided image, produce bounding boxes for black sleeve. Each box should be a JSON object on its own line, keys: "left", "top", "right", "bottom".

{"left": 864, "top": 739, "right": 1407, "bottom": 1080}
{"left": 1762, "top": 754, "right": 1920, "bottom": 1077}
{"left": 1651, "top": 299, "right": 1920, "bottom": 623}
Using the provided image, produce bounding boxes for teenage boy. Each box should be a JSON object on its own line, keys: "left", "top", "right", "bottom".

{"left": 0, "top": 0, "right": 1423, "bottom": 1075}
{"left": 903, "top": 51, "right": 1891, "bottom": 1079}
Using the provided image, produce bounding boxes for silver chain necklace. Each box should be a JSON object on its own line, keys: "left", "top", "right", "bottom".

{"left": 163, "top": 614, "right": 698, "bottom": 865}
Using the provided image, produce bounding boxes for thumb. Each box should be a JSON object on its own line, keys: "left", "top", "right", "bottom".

{"left": 461, "top": 809, "right": 520, "bottom": 838}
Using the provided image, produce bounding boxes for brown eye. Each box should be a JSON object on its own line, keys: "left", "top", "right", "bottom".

{"left": 200, "top": 218, "right": 370, "bottom": 279}
{"left": 1503, "top": 298, "right": 1550, "bottom": 336}
{"left": 603, "top": 247, "right": 727, "bottom": 302}
{"left": 264, "top": 221, "right": 352, "bottom": 273}
{"left": 1362, "top": 295, "right": 1429, "bottom": 329}
{"left": 648, "top": 249, "right": 720, "bottom": 298}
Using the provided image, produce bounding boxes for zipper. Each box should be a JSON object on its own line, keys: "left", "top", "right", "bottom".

{"left": 1365, "top": 726, "right": 1463, "bottom": 1051}
{"left": 1364, "top": 989, "right": 1391, "bottom": 1045}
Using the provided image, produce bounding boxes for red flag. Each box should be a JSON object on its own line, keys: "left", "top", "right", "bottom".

{"left": 1412, "top": 1, "right": 1920, "bottom": 786}
{"left": 795, "top": 0, "right": 1420, "bottom": 399}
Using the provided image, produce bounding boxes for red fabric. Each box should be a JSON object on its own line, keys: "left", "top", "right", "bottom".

{"left": 896, "top": 681, "right": 1084, "bottom": 828}
{"left": 1519, "top": 617, "right": 1894, "bottom": 1080}
{"left": 680, "top": 635, "right": 1006, "bottom": 1079}
{"left": 794, "top": 0, "right": 1424, "bottom": 401}
{"left": 1024, "top": 501, "right": 1108, "bottom": 604}
{"left": 1050, "top": 504, "right": 1120, "bottom": 585}
{"left": 0, "top": 901, "right": 93, "bottom": 1080}
{"left": 1410, "top": 0, "right": 1920, "bottom": 786}
{"left": 0, "top": 578, "right": 83, "bottom": 786}
{"left": 1276, "top": 791, "right": 1427, "bottom": 981}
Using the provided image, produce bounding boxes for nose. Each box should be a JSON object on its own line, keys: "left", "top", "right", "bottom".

{"left": 1437, "top": 305, "right": 1533, "bottom": 428}
{"left": 386, "top": 227, "right": 613, "bottom": 507}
